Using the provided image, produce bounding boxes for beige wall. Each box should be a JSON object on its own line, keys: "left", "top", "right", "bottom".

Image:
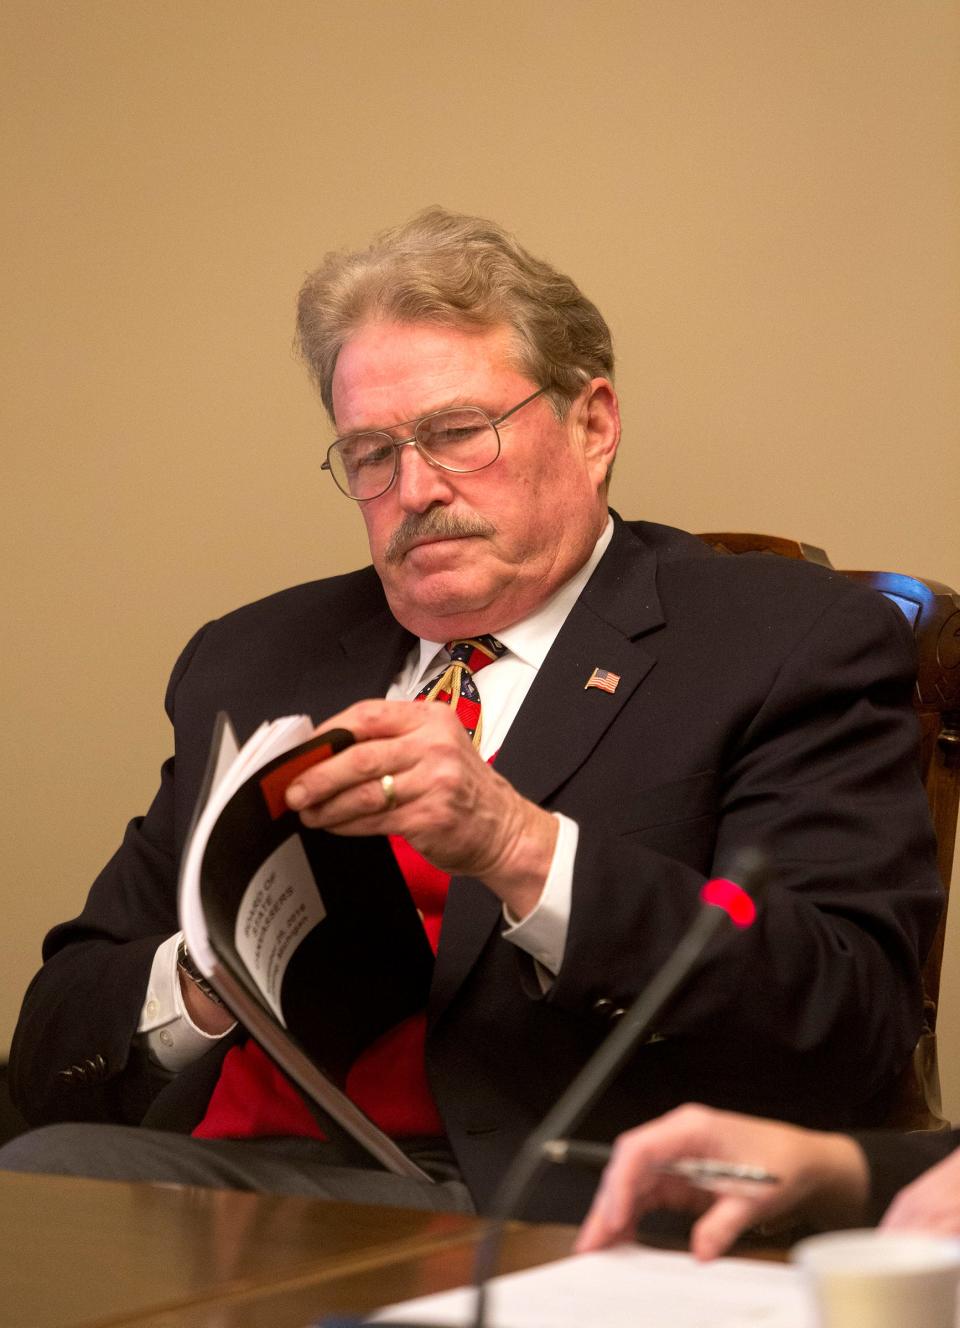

{"left": 3, "top": 1, "right": 959, "bottom": 1114}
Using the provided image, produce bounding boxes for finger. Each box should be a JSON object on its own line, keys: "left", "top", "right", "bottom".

{"left": 577, "top": 1150, "right": 704, "bottom": 1253}
{"left": 879, "top": 1193, "right": 907, "bottom": 1229}
{"left": 575, "top": 1144, "right": 649, "bottom": 1251}
{"left": 578, "top": 1170, "right": 714, "bottom": 1253}
{"left": 286, "top": 732, "right": 418, "bottom": 812}
{"left": 689, "top": 1195, "right": 768, "bottom": 1261}
{"left": 576, "top": 1180, "right": 652, "bottom": 1252}
{"left": 294, "top": 737, "right": 470, "bottom": 830}
{"left": 880, "top": 1192, "right": 942, "bottom": 1232}
{"left": 296, "top": 772, "right": 408, "bottom": 833}
{"left": 888, "top": 1207, "right": 960, "bottom": 1234}
{"left": 577, "top": 1109, "right": 717, "bottom": 1249}
{"left": 319, "top": 697, "right": 463, "bottom": 744}
{"left": 575, "top": 1203, "right": 622, "bottom": 1252}
{"left": 287, "top": 709, "right": 471, "bottom": 814}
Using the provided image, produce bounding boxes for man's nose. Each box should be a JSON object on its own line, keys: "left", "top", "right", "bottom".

{"left": 394, "top": 442, "right": 455, "bottom": 511}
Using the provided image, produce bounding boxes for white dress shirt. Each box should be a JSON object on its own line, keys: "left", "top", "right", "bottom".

{"left": 139, "top": 517, "right": 614, "bottom": 1070}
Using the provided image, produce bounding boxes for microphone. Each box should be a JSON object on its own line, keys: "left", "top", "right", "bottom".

{"left": 468, "top": 846, "right": 769, "bottom": 1328}
{"left": 315, "top": 847, "right": 769, "bottom": 1328}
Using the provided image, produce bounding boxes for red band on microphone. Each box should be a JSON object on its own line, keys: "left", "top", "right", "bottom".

{"left": 700, "top": 877, "right": 757, "bottom": 928}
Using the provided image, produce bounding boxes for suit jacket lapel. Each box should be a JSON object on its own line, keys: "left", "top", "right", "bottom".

{"left": 297, "top": 599, "right": 415, "bottom": 720}
{"left": 432, "top": 518, "right": 666, "bottom": 1017}
{"left": 340, "top": 605, "right": 416, "bottom": 699}
{"left": 495, "top": 523, "right": 663, "bottom": 803}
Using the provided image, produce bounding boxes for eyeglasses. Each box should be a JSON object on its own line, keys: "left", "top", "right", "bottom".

{"left": 322, "top": 387, "right": 548, "bottom": 501}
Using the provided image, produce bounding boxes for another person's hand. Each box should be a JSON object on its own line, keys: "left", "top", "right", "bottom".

{"left": 284, "top": 698, "right": 557, "bottom": 919}
{"left": 575, "top": 1104, "right": 870, "bottom": 1261}
{"left": 881, "top": 1144, "right": 960, "bottom": 1235}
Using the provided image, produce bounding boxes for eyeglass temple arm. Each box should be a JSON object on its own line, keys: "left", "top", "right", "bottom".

{"left": 490, "top": 386, "right": 548, "bottom": 427}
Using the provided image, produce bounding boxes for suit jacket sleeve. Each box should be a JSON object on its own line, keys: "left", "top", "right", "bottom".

{"left": 9, "top": 565, "right": 408, "bottom": 1129}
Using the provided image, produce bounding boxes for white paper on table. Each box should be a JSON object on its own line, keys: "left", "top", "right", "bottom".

{"left": 369, "top": 1246, "right": 815, "bottom": 1328}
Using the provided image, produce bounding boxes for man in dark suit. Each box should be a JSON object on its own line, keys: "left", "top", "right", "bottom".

{"left": 4, "top": 208, "right": 942, "bottom": 1222}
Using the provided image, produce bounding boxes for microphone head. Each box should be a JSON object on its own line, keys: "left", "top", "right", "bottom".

{"left": 700, "top": 846, "right": 771, "bottom": 928}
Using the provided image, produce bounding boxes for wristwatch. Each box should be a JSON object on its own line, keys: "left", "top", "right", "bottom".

{"left": 176, "top": 938, "right": 226, "bottom": 1007}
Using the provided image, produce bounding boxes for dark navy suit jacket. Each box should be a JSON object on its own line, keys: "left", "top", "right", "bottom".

{"left": 10, "top": 515, "right": 942, "bottom": 1220}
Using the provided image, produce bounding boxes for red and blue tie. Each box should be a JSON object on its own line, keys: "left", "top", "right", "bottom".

{"left": 415, "top": 636, "right": 508, "bottom": 748}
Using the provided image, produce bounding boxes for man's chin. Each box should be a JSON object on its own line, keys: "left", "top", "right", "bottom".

{"left": 383, "top": 574, "right": 501, "bottom": 641}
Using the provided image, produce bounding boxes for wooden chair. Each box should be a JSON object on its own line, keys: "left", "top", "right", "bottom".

{"left": 699, "top": 532, "right": 960, "bottom": 1131}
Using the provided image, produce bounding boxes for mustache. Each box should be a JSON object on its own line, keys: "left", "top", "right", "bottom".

{"left": 384, "top": 509, "right": 496, "bottom": 564}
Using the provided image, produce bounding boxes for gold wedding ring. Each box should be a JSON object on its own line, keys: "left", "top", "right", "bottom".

{"left": 380, "top": 773, "right": 397, "bottom": 811}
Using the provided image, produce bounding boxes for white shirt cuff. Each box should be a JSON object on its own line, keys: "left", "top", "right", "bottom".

{"left": 136, "top": 931, "right": 235, "bottom": 1072}
{"left": 501, "top": 812, "right": 577, "bottom": 988}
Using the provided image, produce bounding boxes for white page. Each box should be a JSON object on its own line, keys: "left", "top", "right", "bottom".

{"left": 369, "top": 1247, "right": 814, "bottom": 1328}
{"left": 180, "top": 714, "right": 315, "bottom": 973}
{"left": 208, "top": 718, "right": 241, "bottom": 793}
{"left": 233, "top": 833, "right": 327, "bottom": 1021}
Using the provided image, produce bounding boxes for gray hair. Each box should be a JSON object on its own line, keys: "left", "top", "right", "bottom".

{"left": 295, "top": 206, "right": 614, "bottom": 422}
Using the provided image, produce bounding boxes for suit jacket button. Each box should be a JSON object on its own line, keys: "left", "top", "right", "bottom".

{"left": 592, "top": 997, "right": 614, "bottom": 1016}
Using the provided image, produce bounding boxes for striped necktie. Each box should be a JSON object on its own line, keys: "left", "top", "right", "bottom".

{"left": 415, "top": 636, "right": 507, "bottom": 749}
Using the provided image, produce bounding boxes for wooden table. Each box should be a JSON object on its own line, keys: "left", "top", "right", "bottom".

{"left": 1, "top": 1171, "right": 575, "bottom": 1328}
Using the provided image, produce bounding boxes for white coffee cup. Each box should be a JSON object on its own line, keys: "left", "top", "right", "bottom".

{"left": 793, "top": 1229, "right": 960, "bottom": 1328}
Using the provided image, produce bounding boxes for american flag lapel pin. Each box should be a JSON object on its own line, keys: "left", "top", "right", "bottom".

{"left": 585, "top": 667, "right": 621, "bottom": 694}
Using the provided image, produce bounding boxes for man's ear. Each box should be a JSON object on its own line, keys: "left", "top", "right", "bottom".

{"left": 577, "top": 378, "right": 621, "bottom": 485}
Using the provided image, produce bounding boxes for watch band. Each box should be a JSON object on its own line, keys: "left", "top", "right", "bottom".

{"left": 176, "top": 938, "right": 226, "bottom": 1008}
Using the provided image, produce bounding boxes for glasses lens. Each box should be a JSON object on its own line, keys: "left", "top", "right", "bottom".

{"left": 329, "top": 432, "right": 397, "bottom": 499}
{"left": 415, "top": 408, "right": 499, "bottom": 473}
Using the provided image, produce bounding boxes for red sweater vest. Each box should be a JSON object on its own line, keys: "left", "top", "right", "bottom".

{"left": 193, "top": 834, "right": 447, "bottom": 1141}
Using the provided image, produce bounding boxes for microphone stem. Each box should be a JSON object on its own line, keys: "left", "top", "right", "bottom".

{"left": 471, "top": 902, "right": 729, "bottom": 1327}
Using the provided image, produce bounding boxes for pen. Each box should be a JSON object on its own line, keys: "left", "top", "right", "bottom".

{"left": 542, "top": 1139, "right": 780, "bottom": 1189}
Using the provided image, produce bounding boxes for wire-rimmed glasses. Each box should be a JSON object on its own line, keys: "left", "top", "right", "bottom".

{"left": 322, "top": 387, "right": 547, "bottom": 501}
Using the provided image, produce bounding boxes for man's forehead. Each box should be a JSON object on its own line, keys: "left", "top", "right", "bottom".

{"left": 331, "top": 318, "right": 527, "bottom": 430}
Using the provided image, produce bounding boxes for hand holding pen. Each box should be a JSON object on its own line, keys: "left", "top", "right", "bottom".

{"left": 547, "top": 1139, "right": 779, "bottom": 1191}
{"left": 573, "top": 1104, "right": 871, "bottom": 1261}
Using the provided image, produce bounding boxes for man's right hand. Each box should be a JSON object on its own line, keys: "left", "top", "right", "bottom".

{"left": 575, "top": 1103, "right": 870, "bottom": 1260}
